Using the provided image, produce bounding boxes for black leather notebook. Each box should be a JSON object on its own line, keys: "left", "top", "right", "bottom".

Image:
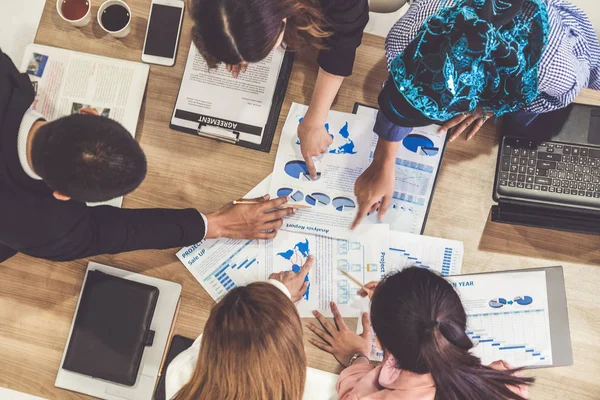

{"left": 63, "top": 270, "right": 160, "bottom": 386}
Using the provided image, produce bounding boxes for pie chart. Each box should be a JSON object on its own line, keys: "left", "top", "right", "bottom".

{"left": 306, "top": 192, "right": 330, "bottom": 206}
{"left": 277, "top": 187, "right": 294, "bottom": 197}
{"left": 291, "top": 190, "right": 304, "bottom": 202}
{"left": 488, "top": 298, "right": 507, "bottom": 309}
{"left": 284, "top": 160, "right": 309, "bottom": 179}
{"left": 514, "top": 296, "right": 533, "bottom": 306}
{"left": 332, "top": 197, "right": 356, "bottom": 212}
{"left": 403, "top": 134, "right": 438, "bottom": 156}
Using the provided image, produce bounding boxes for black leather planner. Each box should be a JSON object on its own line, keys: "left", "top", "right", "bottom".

{"left": 63, "top": 270, "right": 160, "bottom": 386}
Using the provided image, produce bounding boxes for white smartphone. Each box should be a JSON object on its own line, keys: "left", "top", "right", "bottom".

{"left": 141, "top": 0, "right": 185, "bottom": 66}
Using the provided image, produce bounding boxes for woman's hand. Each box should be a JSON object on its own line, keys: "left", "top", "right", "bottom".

{"left": 269, "top": 256, "right": 314, "bottom": 302}
{"left": 226, "top": 62, "right": 248, "bottom": 78}
{"left": 351, "top": 139, "right": 399, "bottom": 229}
{"left": 439, "top": 108, "right": 494, "bottom": 142}
{"left": 307, "top": 302, "right": 372, "bottom": 367}
{"left": 357, "top": 281, "right": 379, "bottom": 299}
{"left": 297, "top": 115, "right": 333, "bottom": 179}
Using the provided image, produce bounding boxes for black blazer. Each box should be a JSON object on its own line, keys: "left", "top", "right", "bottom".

{"left": 0, "top": 50, "right": 205, "bottom": 263}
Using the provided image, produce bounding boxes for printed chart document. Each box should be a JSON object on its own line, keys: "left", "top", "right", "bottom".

{"left": 20, "top": 44, "right": 149, "bottom": 208}
{"left": 356, "top": 105, "right": 447, "bottom": 234}
{"left": 359, "top": 233, "right": 464, "bottom": 361}
{"left": 261, "top": 224, "right": 388, "bottom": 318}
{"left": 448, "top": 271, "right": 553, "bottom": 368}
{"left": 171, "top": 43, "right": 288, "bottom": 150}
{"left": 176, "top": 176, "right": 272, "bottom": 300}
{"left": 270, "top": 103, "right": 375, "bottom": 239}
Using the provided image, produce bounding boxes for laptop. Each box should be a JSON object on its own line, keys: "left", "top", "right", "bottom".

{"left": 492, "top": 103, "right": 600, "bottom": 234}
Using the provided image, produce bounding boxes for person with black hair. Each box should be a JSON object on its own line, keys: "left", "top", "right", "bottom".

{"left": 308, "top": 267, "right": 534, "bottom": 400}
{"left": 0, "top": 49, "right": 293, "bottom": 262}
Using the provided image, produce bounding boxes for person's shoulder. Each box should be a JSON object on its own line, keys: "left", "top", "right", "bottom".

{"left": 165, "top": 335, "right": 202, "bottom": 399}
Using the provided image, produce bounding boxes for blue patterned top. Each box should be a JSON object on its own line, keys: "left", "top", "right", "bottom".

{"left": 376, "top": 0, "right": 600, "bottom": 141}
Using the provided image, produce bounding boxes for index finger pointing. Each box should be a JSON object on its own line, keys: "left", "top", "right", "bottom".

{"left": 305, "top": 157, "right": 318, "bottom": 180}
{"left": 299, "top": 256, "right": 314, "bottom": 280}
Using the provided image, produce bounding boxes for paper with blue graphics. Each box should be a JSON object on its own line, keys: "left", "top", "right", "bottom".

{"left": 356, "top": 105, "right": 446, "bottom": 234}
{"left": 447, "top": 270, "right": 553, "bottom": 367}
{"left": 358, "top": 231, "right": 464, "bottom": 361}
{"left": 176, "top": 176, "right": 272, "bottom": 301}
{"left": 261, "top": 224, "right": 389, "bottom": 317}
{"left": 270, "top": 103, "right": 375, "bottom": 239}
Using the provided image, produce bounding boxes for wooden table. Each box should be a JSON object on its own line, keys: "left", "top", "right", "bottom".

{"left": 1, "top": 1, "right": 599, "bottom": 399}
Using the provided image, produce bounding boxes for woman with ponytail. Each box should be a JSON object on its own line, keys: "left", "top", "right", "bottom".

{"left": 190, "top": 0, "right": 369, "bottom": 180}
{"left": 308, "top": 267, "right": 534, "bottom": 399}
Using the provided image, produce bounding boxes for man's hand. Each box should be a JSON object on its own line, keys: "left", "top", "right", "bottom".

{"left": 351, "top": 139, "right": 399, "bottom": 229}
{"left": 439, "top": 108, "right": 494, "bottom": 142}
{"left": 205, "top": 195, "right": 294, "bottom": 240}
{"left": 269, "top": 256, "right": 314, "bottom": 302}
{"left": 298, "top": 116, "right": 333, "bottom": 179}
{"left": 307, "top": 303, "right": 372, "bottom": 367}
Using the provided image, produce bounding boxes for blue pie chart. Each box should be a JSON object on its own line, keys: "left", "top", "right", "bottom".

{"left": 489, "top": 298, "right": 507, "bottom": 309}
{"left": 284, "top": 161, "right": 309, "bottom": 179}
{"left": 514, "top": 296, "right": 533, "bottom": 306}
{"left": 332, "top": 197, "right": 355, "bottom": 212}
{"left": 277, "top": 187, "right": 294, "bottom": 197}
{"left": 310, "top": 192, "right": 330, "bottom": 206}
{"left": 403, "top": 134, "right": 436, "bottom": 155}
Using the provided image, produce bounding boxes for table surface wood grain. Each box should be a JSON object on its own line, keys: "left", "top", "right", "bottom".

{"left": 1, "top": 1, "right": 599, "bottom": 398}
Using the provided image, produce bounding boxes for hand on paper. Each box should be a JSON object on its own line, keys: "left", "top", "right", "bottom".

{"left": 439, "top": 108, "right": 494, "bottom": 142}
{"left": 307, "top": 303, "right": 372, "bottom": 367}
{"left": 205, "top": 195, "right": 294, "bottom": 240}
{"left": 298, "top": 116, "right": 333, "bottom": 179}
{"left": 357, "top": 281, "right": 379, "bottom": 299}
{"left": 269, "top": 256, "right": 314, "bottom": 302}
{"left": 351, "top": 140, "right": 398, "bottom": 229}
{"left": 226, "top": 62, "right": 248, "bottom": 79}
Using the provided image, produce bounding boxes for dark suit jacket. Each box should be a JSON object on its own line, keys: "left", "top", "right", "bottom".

{"left": 0, "top": 50, "right": 205, "bottom": 263}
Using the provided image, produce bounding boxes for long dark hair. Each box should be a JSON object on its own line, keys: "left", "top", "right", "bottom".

{"left": 370, "top": 267, "right": 534, "bottom": 400}
{"left": 190, "top": 0, "right": 330, "bottom": 67}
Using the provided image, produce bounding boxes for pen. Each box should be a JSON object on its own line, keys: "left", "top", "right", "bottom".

{"left": 233, "top": 199, "right": 312, "bottom": 209}
{"left": 338, "top": 269, "right": 365, "bottom": 289}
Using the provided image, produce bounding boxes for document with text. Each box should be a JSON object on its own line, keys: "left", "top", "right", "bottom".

{"left": 171, "top": 43, "right": 287, "bottom": 148}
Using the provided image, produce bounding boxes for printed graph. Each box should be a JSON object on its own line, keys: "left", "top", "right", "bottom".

{"left": 467, "top": 309, "right": 552, "bottom": 367}
{"left": 203, "top": 240, "right": 260, "bottom": 297}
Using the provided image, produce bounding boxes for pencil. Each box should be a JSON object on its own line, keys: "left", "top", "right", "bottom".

{"left": 233, "top": 199, "right": 312, "bottom": 209}
{"left": 338, "top": 269, "right": 364, "bottom": 289}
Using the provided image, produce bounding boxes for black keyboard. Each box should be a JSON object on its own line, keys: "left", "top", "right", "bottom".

{"left": 497, "top": 136, "right": 600, "bottom": 209}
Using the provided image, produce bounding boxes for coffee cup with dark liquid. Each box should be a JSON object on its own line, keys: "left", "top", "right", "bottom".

{"left": 97, "top": 0, "right": 132, "bottom": 38}
{"left": 56, "top": 0, "right": 92, "bottom": 27}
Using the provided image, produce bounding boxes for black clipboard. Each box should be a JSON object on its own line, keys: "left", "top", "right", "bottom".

{"left": 352, "top": 102, "right": 448, "bottom": 234}
{"left": 170, "top": 51, "right": 294, "bottom": 153}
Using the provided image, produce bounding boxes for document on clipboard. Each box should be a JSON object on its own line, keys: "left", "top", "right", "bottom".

{"left": 170, "top": 43, "right": 293, "bottom": 152}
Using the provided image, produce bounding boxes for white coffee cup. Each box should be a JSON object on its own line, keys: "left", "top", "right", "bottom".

{"left": 56, "top": 0, "right": 92, "bottom": 27}
{"left": 97, "top": 0, "right": 132, "bottom": 38}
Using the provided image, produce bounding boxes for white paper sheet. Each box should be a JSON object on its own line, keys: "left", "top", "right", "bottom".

{"left": 356, "top": 105, "right": 446, "bottom": 234}
{"left": 270, "top": 103, "right": 376, "bottom": 239}
{"left": 358, "top": 232, "right": 464, "bottom": 361}
{"left": 171, "top": 43, "right": 286, "bottom": 144}
{"left": 261, "top": 224, "right": 388, "bottom": 317}
{"left": 0, "top": 0, "right": 45, "bottom": 65}
{"left": 176, "top": 175, "right": 272, "bottom": 300}
{"left": 447, "top": 271, "right": 553, "bottom": 367}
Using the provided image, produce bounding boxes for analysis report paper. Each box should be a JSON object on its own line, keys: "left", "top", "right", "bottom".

{"left": 171, "top": 43, "right": 286, "bottom": 145}
{"left": 356, "top": 105, "right": 446, "bottom": 234}
{"left": 261, "top": 224, "right": 389, "bottom": 317}
{"left": 269, "top": 103, "right": 375, "bottom": 239}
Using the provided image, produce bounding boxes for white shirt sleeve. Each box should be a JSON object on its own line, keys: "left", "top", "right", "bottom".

{"left": 266, "top": 279, "right": 292, "bottom": 299}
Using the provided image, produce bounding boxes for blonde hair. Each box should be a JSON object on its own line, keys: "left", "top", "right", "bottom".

{"left": 173, "top": 282, "right": 306, "bottom": 399}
